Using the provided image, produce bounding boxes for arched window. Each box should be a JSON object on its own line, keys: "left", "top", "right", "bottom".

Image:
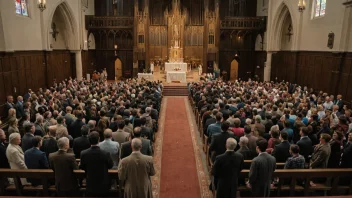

{"left": 313, "top": 0, "right": 326, "bottom": 18}
{"left": 15, "top": 0, "right": 29, "bottom": 17}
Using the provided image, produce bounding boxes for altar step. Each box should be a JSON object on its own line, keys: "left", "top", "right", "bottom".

{"left": 163, "top": 85, "right": 189, "bottom": 96}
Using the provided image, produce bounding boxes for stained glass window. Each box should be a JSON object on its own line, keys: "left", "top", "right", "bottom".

{"left": 15, "top": 0, "right": 29, "bottom": 17}
{"left": 313, "top": 0, "right": 326, "bottom": 18}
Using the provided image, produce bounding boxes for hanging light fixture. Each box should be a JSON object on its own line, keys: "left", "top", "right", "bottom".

{"left": 38, "top": 0, "right": 46, "bottom": 12}
{"left": 298, "top": 0, "right": 306, "bottom": 12}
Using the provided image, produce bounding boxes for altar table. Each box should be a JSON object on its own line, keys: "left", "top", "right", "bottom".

{"left": 166, "top": 71, "right": 187, "bottom": 83}
{"left": 165, "top": 62, "right": 188, "bottom": 72}
{"left": 138, "top": 73, "right": 154, "bottom": 81}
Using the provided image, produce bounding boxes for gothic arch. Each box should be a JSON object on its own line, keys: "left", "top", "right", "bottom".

{"left": 269, "top": 2, "right": 296, "bottom": 51}
{"left": 47, "top": 1, "right": 78, "bottom": 50}
{"left": 255, "top": 34, "right": 263, "bottom": 51}
{"left": 88, "top": 33, "right": 96, "bottom": 49}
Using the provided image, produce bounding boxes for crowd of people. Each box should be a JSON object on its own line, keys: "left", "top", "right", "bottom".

{"left": 0, "top": 75, "right": 162, "bottom": 197}
{"left": 189, "top": 78, "right": 352, "bottom": 197}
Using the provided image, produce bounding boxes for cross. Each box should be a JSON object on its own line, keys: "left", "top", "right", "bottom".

{"left": 50, "top": 22, "right": 59, "bottom": 41}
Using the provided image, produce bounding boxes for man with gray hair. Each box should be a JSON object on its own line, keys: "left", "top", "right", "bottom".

{"left": 211, "top": 138, "right": 244, "bottom": 198}
{"left": 34, "top": 115, "right": 45, "bottom": 137}
{"left": 99, "top": 129, "right": 119, "bottom": 168}
{"left": 118, "top": 138, "right": 155, "bottom": 198}
{"left": 49, "top": 137, "right": 79, "bottom": 196}
{"left": 87, "top": 120, "right": 96, "bottom": 131}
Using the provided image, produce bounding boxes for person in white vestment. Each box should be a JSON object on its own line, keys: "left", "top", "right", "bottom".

{"left": 198, "top": 65, "right": 202, "bottom": 76}
{"left": 150, "top": 62, "right": 154, "bottom": 74}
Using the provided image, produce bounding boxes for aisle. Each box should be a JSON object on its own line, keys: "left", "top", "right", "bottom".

{"left": 159, "top": 97, "right": 200, "bottom": 198}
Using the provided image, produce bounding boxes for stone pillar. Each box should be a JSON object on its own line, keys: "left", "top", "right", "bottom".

{"left": 75, "top": 50, "right": 83, "bottom": 81}
{"left": 264, "top": 52, "right": 272, "bottom": 81}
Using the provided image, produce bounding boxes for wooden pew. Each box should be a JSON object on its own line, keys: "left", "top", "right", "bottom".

{"left": 234, "top": 169, "right": 352, "bottom": 196}
{"left": 0, "top": 169, "right": 120, "bottom": 197}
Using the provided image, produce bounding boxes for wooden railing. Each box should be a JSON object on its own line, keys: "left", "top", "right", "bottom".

{"left": 85, "top": 16, "right": 134, "bottom": 29}
{"left": 220, "top": 17, "right": 266, "bottom": 30}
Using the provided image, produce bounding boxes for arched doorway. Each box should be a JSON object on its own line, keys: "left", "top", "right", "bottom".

{"left": 115, "top": 58, "right": 123, "bottom": 80}
{"left": 230, "top": 59, "right": 239, "bottom": 81}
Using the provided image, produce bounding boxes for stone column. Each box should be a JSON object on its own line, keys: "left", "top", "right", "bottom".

{"left": 264, "top": 52, "right": 272, "bottom": 81}
{"left": 75, "top": 50, "right": 83, "bottom": 81}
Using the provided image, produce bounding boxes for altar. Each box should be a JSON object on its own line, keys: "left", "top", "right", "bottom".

{"left": 165, "top": 62, "right": 187, "bottom": 72}
{"left": 138, "top": 73, "right": 154, "bottom": 81}
{"left": 166, "top": 71, "right": 187, "bottom": 83}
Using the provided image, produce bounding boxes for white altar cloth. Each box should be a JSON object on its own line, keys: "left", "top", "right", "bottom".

{"left": 166, "top": 71, "right": 187, "bottom": 83}
{"left": 165, "top": 62, "right": 188, "bottom": 72}
{"left": 138, "top": 73, "right": 154, "bottom": 81}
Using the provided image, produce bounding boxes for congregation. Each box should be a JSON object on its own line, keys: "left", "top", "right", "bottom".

{"left": 0, "top": 76, "right": 162, "bottom": 197}
{"left": 189, "top": 78, "right": 352, "bottom": 197}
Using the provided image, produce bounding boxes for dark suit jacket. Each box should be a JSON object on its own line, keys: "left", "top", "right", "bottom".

{"left": 249, "top": 152, "right": 276, "bottom": 197}
{"left": 24, "top": 147, "right": 49, "bottom": 185}
{"left": 212, "top": 151, "right": 244, "bottom": 198}
{"left": 328, "top": 140, "right": 341, "bottom": 168}
{"left": 0, "top": 142, "right": 10, "bottom": 168}
{"left": 41, "top": 137, "right": 58, "bottom": 159}
{"left": 297, "top": 136, "right": 313, "bottom": 162}
{"left": 49, "top": 150, "right": 79, "bottom": 192}
{"left": 209, "top": 131, "right": 234, "bottom": 162}
{"left": 272, "top": 141, "right": 291, "bottom": 163}
{"left": 15, "top": 101, "right": 25, "bottom": 118}
{"left": 340, "top": 143, "right": 352, "bottom": 168}
{"left": 4, "top": 102, "right": 14, "bottom": 118}
{"left": 22, "top": 133, "right": 34, "bottom": 152}
{"left": 68, "top": 119, "right": 85, "bottom": 139}
{"left": 79, "top": 146, "right": 113, "bottom": 193}
{"left": 34, "top": 123, "right": 45, "bottom": 137}
{"left": 120, "top": 139, "right": 152, "bottom": 159}
{"left": 72, "top": 136, "right": 91, "bottom": 159}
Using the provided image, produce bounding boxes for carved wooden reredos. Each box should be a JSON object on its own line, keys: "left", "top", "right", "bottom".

{"left": 86, "top": 0, "right": 265, "bottom": 78}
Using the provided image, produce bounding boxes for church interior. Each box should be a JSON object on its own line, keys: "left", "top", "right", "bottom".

{"left": 0, "top": 0, "right": 352, "bottom": 197}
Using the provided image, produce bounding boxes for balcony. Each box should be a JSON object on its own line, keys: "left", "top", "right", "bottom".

{"left": 220, "top": 17, "right": 266, "bottom": 30}
{"left": 85, "top": 16, "right": 134, "bottom": 29}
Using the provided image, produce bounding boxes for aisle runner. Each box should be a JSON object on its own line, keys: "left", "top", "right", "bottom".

{"left": 159, "top": 97, "right": 201, "bottom": 198}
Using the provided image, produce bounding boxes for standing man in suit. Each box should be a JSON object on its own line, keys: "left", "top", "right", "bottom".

{"left": 248, "top": 139, "right": 276, "bottom": 197}
{"left": 23, "top": 89, "right": 32, "bottom": 102}
{"left": 69, "top": 112, "right": 85, "bottom": 139}
{"left": 297, "top": 127, "right": 312, "bottom": 165}
{"left": 15, "top": 96, "right": 25, "bottom": 119}
{"left": 209, "top": 121, "right": 234, "bottom": 162}
{"left": 112, "top": 121, "right": 130, "bottom": 145}
{"left": 272, "top": 131, "right": 291, "bottom": 163}
{"left": 99, "top": 129, "right": 120, "bottom": 168}
{"left": 4, "top": 95, "right": 15, "bottom": 118}
{"left": 49, "top": 137, "right": 79, "bottom": 197}
{"left": 340, "top": 133, "right": 352, "bottom": 168}
{"left": 22, "top": 123, "right": 35, "bottom": 152}
{"left": 41, "top": 126, "right": 59, "bottom": 158}
{"left": 118, "top": 138, "right": 155, "bottom": 198}
{"left": 120, "top": 127, "right": 153, "bottom": 159}
{"left": 0, "top": 129, "right": 10, "bottom": 168}
{"left": 212, "top": 138, "right": 244, "bottom": 198}
{"left": 204, "top": 109, "right": 218, "bottom": 136}
{"left": 335, "top": 94, "right": 344, "bottom": 112}
{"left": 24, "top": 136, "right": 49, "bottom": 186}
{"left": 80, "top": 132, "right": 113, "bottom": 197}
{"left": 64, "top": 106, "right": 76, "bottom": 128}
{"left": 72, "top": 125, "right": 91, "bottom": 159}
{"left": 34, "top": 115, "right": 45, "bottom": 137}
{"left": 310, "top": 133, "right": 331, "bottom": 186}
{"left": 244, "top": 125, "right": 258, "bottom": 156}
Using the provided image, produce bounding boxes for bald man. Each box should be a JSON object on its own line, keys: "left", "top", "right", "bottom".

{"left": 118, "top": 138, "right": 155, "bottom": 198}
{"left": 211, "top": 138, "right": 244, "bottom": 198}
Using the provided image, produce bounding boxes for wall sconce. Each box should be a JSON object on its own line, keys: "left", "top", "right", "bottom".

{"left": 114, "top": 44, "right": 118, "bottom": 56}
{"left": 38, "top": 0, "right": 46, "bottom": 12}
{"left": 298, "top": 0, "right": 306, "bottom": 12}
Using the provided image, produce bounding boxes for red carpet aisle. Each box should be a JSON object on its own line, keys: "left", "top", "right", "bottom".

{"left": 159, "top": 97, "right": 201, "bottom": 198}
